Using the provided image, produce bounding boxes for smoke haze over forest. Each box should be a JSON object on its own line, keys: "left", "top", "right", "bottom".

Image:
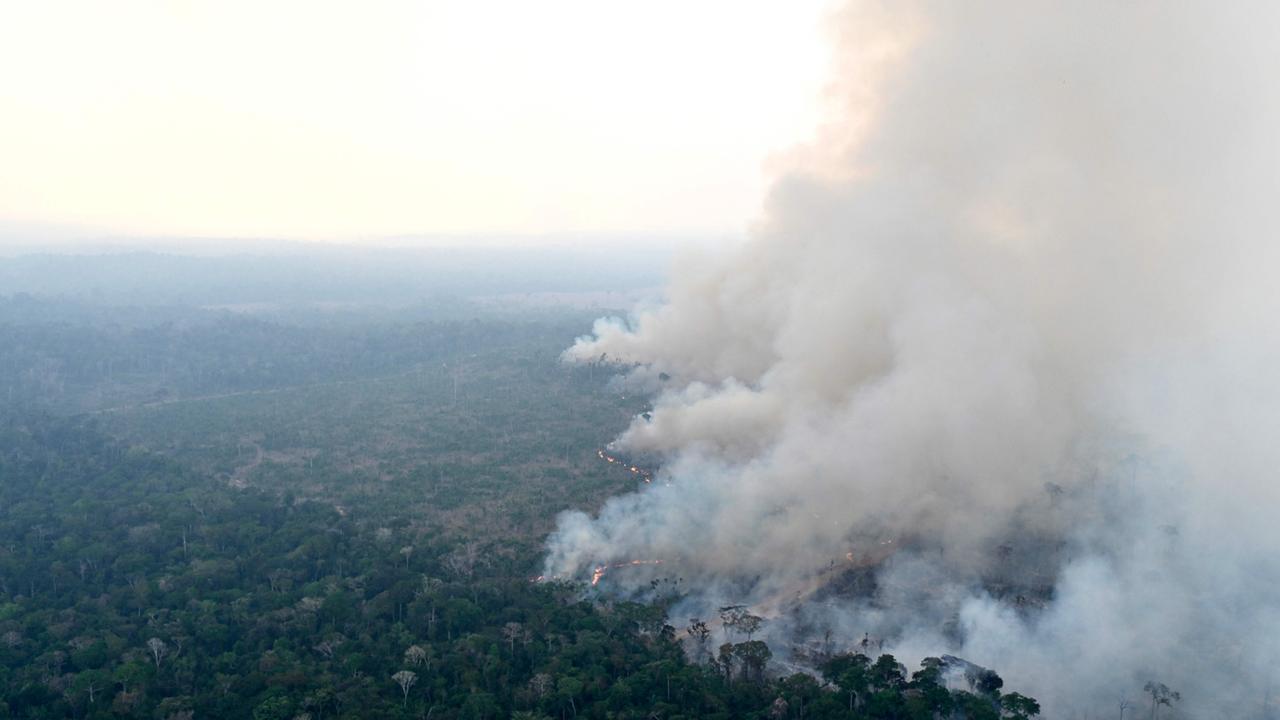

{"left": 549, "top": 2, "right": 1280, "bottom": 716}
{"left": 4, "top": 1, "right": 1280, "bottom": 717}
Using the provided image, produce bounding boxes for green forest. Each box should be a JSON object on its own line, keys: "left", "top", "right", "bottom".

{"left": 0, "top": 285, "right": 1042, "bottom": 719}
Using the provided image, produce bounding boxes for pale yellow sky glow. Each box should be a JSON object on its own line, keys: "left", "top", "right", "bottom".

{"left": 0, "top": 1, "right": 832, "bottom": 242}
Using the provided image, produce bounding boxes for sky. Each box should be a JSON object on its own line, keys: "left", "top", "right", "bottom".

{"left": 0, "top": 1, "right": 833, "bottom": 245}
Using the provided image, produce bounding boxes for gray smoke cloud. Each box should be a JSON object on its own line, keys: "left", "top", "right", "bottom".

{"left": 546, "top": 2, "right": 1280, "bottom": 715}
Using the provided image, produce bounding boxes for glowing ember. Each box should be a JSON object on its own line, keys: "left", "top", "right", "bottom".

{"left": 531, "top": 559, "right": 664, "bottom": 586}
{"left": 597, "top": 448, "right": 653, "bottom": 482}
{"left": 590, "top": 559, "right": 664, "bottom": 586}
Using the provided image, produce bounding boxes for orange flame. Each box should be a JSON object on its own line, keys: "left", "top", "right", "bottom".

{"left": 590, "top": 559, "right": 664, "bottom": 586}
{"left": 597, "top": 448, "right": 653, "bottom": 482}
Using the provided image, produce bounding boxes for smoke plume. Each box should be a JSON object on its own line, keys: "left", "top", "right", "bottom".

{"left": 547, "top": 2, "right": 1280, "bottom": 715}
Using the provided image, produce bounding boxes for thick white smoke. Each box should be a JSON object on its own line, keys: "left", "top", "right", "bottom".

{"left": 547, "top": 2, "right": 1280, "bottom": 715}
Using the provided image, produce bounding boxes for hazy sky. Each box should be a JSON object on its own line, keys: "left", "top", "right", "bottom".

{"left": 0, "top": 1, "right": 832, "bottom": 244}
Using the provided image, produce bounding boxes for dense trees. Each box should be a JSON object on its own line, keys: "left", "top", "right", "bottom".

{"left": 0, "top": 298, "right": 1045, "bottom": 718}
{"left": 0, "top": 410, "right": 1045, "bottom": 719}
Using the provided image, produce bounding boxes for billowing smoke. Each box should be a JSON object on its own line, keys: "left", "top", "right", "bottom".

{"left": 546, "top": 2, "right": 1280, "bottom": 715}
